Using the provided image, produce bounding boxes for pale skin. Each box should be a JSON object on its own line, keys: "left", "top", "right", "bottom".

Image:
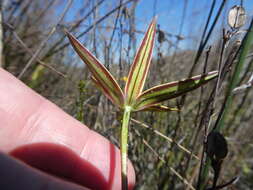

{"left": 0, "top": 68, "right": 135, "bottom": 190}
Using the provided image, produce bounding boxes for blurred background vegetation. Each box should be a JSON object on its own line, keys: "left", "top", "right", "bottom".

{"left": 1, "top": 0, "right": 253, "bottom": 189}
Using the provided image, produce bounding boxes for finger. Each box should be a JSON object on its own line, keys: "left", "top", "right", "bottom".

{"left": 0, "top": 68, "right": 135, "bottom": 190}
{"left": 0, "top": 152, "right": 90, "bottom": 190}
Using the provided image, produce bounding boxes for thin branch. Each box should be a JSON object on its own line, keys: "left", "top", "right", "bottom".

{"left": 205, "top": 177, "right": 238, "bottom": 190}
{"left": 5, "top": 23, "right": 66, "bottom": 79}
{"left": 132, "top": 127, "right": 196, "bottom": 190}
{"left": 131, "top": 118, "right": 200, "bottom": 160}
{"left": 106, "top": 0, "right": 123, "bottom": 69}
{"left": 18, "top": 0, "right": 73, "bottom": 79}
{"left": 45, "top": 0, "right": 136, "bottom": 59}
{"left": 44, "top": 0, "right": 105, "bottom": 60}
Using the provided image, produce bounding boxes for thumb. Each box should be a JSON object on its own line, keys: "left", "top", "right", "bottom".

{"left": 0, "top": 152, "right": 90, "bottom": 190}
{"left": 0, "top": 68, "right": 135, "bottom": 190}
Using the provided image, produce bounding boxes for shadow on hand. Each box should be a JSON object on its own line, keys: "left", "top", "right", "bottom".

{"left": 10, "top": 143, "right": 115, "bottom": 190}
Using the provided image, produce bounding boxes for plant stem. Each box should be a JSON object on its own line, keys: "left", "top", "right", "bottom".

{"left": 121, "top": 106, "right": 132, "bottom": 190}
{"left": 215, "top": 19, "right": 253, "bottom": 131}
{"left": 197, "top": 18, "right": 253, "bottom": 190}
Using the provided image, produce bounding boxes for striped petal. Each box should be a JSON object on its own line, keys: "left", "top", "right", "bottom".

{"left": 124, "top": 18, "right": 157, "bottom": 105}
{"left": 134, "top": 71, "right": 218, "bottom": 110}
{"left": 67, "top": 32, "right": 124, "bottom": 108}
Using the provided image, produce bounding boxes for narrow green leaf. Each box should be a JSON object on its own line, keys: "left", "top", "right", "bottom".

{"left": 67, "top": 32, "right": 124, "bottom": 108}
{"left": 125, "top": 18, "right": 157, "bottom": 105}
{"left": 134, "top": 71, "right": 218, "bottom": 109}
{"left": 135, "top": 104, "right": 179, "bottom": 112}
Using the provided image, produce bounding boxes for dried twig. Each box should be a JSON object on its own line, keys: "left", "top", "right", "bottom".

{"left": 18, "top": 0, "right": 73, "bottom": 79}
{"left": 132, "top": 127, "right": 196, "bottom": 190}
{"left": 4, "top": 23, "right": 66, "bottom": 78}
{"left": 45, "top": 0, "right": 136, "bottom": 59}
{"left": 131, "top": 118, "right": 200, "bottom": 160}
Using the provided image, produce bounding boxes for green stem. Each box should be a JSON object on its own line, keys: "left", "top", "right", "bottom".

{"left": 198, "top": 19, "right": 253, "bottom": 190}
{"left": 215, "top": 19, "right": 253, "bottom": 131}
{"left": 121, "top": 106, "right": 132, "bottom": 190}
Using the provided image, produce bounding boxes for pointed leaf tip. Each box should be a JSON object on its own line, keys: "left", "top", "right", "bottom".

{"left": 125, "top": 18, "right": 157, "bottom": 105}
{"left": 67, "top": 32, "right": 124, "bottom": 108}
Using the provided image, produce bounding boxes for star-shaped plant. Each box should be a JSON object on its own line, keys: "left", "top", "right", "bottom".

{"left": 67, "top": 18, "right": 217, "bottom": 190}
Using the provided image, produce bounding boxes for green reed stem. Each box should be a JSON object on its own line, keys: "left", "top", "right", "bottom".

{"left": 198, "top": 19, "right": 253, "bottom": 190}
{"left": 121, "top": 106, "right": 132, "bottom": 190}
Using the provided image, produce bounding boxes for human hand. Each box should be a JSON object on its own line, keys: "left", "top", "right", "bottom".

{"left": 0, "top": 68, "right": 135, "bottom": 190}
